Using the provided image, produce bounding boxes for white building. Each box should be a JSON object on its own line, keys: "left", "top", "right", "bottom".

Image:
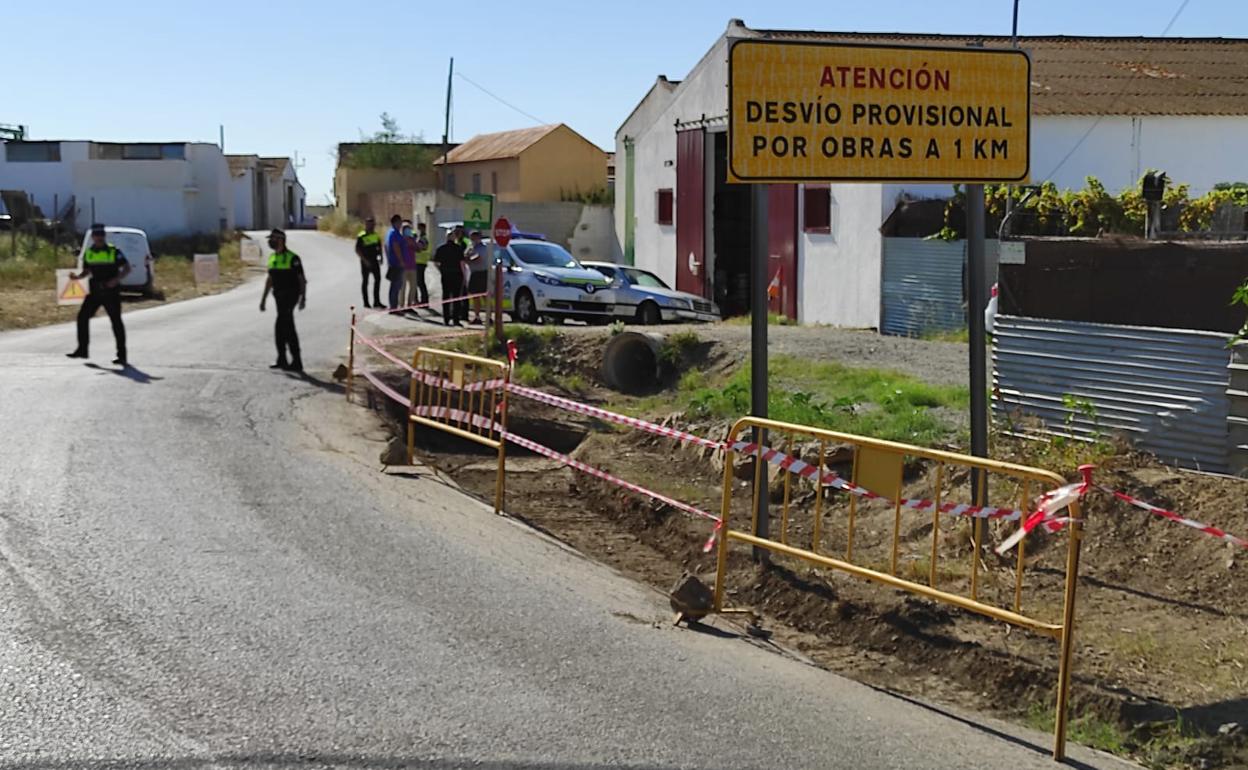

{"left": 227, "top": 155, "right": 307, "bottom": 231}
{"left": 615, "top": 21, "right": 1248, "bottom": 327}
{"left": 0, "top": 140, "right": 233, "bottom": 238}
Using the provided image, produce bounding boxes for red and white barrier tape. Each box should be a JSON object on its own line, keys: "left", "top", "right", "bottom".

{"left": 728, "top": 440, "right": 1027, "bottom": 522}
{"left": 411, "top": 405, "right": 503, "bottom": 434}
{"left": 372, "top": 330, "right": 480, "bottom": 345}
{"left": 352, "top": 327, "right": 416, "bottom": 373}
{"left": 1102, "top": 486, "right": 1248, "bottom": 550}
{"left": 507, "top": 384, "right": 724, "bottom": 451}
{"left": 414, "top": 370, "right": 507, "bottom": 393}
{"left": 502, "top": 430, "right": 722, "bottom": 551}
{"left": 358, "top": 365, "right": 411, "bottom": 409}
{"left": 996, "top": 479, "right": 1090, "bottom": 555}
{"left": 359, "top": 291, "right": 490, "bottom": 318}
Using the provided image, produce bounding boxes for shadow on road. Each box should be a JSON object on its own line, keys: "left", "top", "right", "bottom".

{"left": 85, "top": 363, "right": 164, "bottom": 384}
{"left": 872, "top": 688, "right": 1103, "bottom": 770}
{"left": 282, "top": 370, "right": 344, "bottom": 395}
{"left": 0, "top": 753, "right": 677, "bottom": 770}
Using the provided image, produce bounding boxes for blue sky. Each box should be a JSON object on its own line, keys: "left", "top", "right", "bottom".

{"left": 5, "top": 0, "right": 1242, "bottom": 202}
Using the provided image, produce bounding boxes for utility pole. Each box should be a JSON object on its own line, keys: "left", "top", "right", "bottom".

{"left": 1003, "top": 0, "right": 1021, "bottom": 225}
{"left": 219, "top": 124, "right": 225, "bottom": 152}
{"left": 442, "top": 58, "right": 454, "bottom": 169}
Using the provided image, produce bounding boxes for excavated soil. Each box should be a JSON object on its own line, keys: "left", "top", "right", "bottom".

{"left": 352, "top": 328, "right": 1248, "bottom": 769}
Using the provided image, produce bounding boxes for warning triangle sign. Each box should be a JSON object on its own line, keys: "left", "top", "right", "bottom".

{"left": 60, "top": 278, "right": 87, "bottom": 301}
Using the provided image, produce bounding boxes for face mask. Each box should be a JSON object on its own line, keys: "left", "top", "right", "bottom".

{"left": 402, "top": 228, "right": 412, "bottom": 237}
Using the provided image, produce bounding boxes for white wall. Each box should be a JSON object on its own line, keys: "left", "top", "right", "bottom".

{"left": 798, "top": 184, "right": 886, "bottom": 328}
{"left": 0, "top": 141, "right": 231, "bottom": 236}
{"left": 0, "top": 141, "right": 84, "bottom": 220}
{"left": 231, "top": 167, "right": 255, "bottom": 230}
{"left": 568, "top": 204, "right": 621, "bottom": 262}
{"left": 1030, "top": 115, "right": 1245, "bottom": 195}
{"left": 614, "top": 78, "right": 679, "bottom": 262}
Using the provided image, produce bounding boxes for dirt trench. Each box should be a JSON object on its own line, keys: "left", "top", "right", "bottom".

{"left": 357, "top": 333, "right": 1248, "bottom": 770}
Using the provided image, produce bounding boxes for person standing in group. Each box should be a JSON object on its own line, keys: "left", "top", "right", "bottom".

{"left": 433, "top": 227, "right": 467, "bottom": 327}
{"left": 384, "top": 214, "right": 405, "bottom": 309}
{"left": 465, "top": 230, "right": 490, "bottom": 325}
{"left": 399, "top": 220, "right": 420, "bottom": 309}
{"left": 354, "top": 217, "right": 382, "bottom": 308}
{"left": 413, "top": 221, "right": 432, "bottom": 309}
{"left": 66, "top": 223, "right": 129, "bottom": 366}
{"left": 259, "top": 229, "right": 306, "bottom": 373}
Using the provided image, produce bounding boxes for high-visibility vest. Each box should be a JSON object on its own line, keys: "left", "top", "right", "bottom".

{"left": 84, "top": 244, "right": 118, "bottom": 264}
{"left": 414, "top": 233, "right": 432, "bottom": 264}
{"left": 357, "top": 231, "right": 381, "bottom": 247}
{"left": 268, "top": 249, "right": 296, "bottom": 270}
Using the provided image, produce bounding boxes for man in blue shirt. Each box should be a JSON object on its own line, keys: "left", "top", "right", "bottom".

{"left": 384, "top": 214, "right": 406, "bottom": 309}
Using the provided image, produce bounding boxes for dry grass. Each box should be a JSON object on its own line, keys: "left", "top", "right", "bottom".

{"left": 0, "top": 237, "right": 252, "bottom": 331}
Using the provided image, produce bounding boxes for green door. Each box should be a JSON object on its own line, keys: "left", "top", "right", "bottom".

{"left": 624, "top": 139, "right": 635, "bottom": 266}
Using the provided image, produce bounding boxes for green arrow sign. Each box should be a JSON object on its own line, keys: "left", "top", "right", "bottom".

{"left": 463, "top": 193, "right": 494, "bottom": 231}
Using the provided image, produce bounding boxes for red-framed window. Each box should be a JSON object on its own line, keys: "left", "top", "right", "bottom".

{"left": 656, "top": 188, "right": 674, "bottom": 225}
{"left": 803, "top": 185, "right": 832, "bottom": 234}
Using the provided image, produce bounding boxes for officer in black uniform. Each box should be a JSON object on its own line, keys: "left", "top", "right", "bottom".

{"left": 66, "top": 223, "right": 130, "bottom": 366}
{"left": 354, "top": 217, "right": 382, "bottom": 308}
{"left": 259, "top": 229, "right": 306, "bottom": 372}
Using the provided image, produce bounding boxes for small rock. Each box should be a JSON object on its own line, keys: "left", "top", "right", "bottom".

{"left": 1218, "top": 722, "right": 1240, "bottom": 736}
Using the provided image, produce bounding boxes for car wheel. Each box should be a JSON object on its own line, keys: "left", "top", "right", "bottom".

{"left": 514, "top": 288, "right": 538, "bottom": 324}
{"left": 636, "top": 301, "right": 661, "bottom": 325}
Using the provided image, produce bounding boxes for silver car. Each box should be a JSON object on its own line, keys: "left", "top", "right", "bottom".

{"left": 582, "top": 261, "right": 720, "bottom": 325}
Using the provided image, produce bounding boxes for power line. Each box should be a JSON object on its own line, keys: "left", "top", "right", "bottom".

{"left": 1039, "top": 0, "right": 1193, "bottom": 184}
{"left": 454, "top": 72, "right": 548, "bottom": 126}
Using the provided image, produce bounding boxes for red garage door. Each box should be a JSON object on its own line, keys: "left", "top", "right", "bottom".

{"left": 768, "top": 184, "right": 798, "bottom": 320}
{"left": 675, "top": 129, "right": 707, "bottom": 297}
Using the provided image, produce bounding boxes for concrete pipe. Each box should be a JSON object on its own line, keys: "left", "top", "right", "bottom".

{"left": 602, "top": 331, "right": 665, "bottom": 394}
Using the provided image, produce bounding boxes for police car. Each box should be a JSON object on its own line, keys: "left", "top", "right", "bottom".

{"left": 500, "top": 239, "right": 614, "bottom": 324}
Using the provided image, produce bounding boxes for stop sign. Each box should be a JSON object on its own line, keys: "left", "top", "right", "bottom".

{"left": 493, "top": 217, "right": 511, "bottom": 248}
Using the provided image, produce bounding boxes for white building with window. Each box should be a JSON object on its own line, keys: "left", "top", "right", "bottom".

{"left": 0, "top": 140, "right": 232, "bottom": 237}
{"left": 227, "top": 155, "right": 307, "bottom": 231}
{"left": 615, "top": 20, "right": 1248, "bottom": 326}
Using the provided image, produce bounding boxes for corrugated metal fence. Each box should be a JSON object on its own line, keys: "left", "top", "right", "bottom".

{"left": 993, "top": 315, "right": 1232, "bottom": 473}
{"left": 880, "top": 238, "right": 998, "bottom": 337}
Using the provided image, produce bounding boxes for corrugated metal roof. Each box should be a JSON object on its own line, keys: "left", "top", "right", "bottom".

{"left": 993, "top": 315, "right": 1232, "bottom": 472}
{"left": 750, "top": 29, "right": 1248, "bottom": 116}
{"left": 435, "top": 125, "right": 563, "bottom": 165}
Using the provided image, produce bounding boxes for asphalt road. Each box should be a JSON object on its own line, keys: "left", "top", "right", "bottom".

{"left": 0, "top": 232, "right": 1134, "bottom": 770}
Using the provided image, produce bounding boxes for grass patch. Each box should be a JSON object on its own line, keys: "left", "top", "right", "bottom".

{"left": 724, "top": 312, "right": 797, "bottom": 327}
{"left": 679, "top": 355, "right": 967, "bottom": 445}
{"left": 659, "top": 330, "right": 700, "bottom": 367}
{"left": 0, "top": 233, "right": 77, "bottom": 289}
{"left": 921, "top": 326, "right": 970, "bottom": 343}
{"left": 512, "top": 361, "right": 544, "bottom": 387}
{"left": 1025, "top": 703, "right": 1128, "bottom": 756}
{"left": 317, "top": 210, "right": 364, "bottom": 238}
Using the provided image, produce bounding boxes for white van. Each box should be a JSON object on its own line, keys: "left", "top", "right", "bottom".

{"left": 76, "top": 226, "right": 154, "bottom": 295}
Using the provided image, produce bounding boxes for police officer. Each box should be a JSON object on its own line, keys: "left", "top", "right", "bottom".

{"left": 259, "top": 229, "right": 306, "bottom": 372}
{"left": 355, "top": 217, "right": 382, "bottom": 308}
{"left": 66, "top": 223, "right": 129, "bottom": 366}
{"left": 413, "top": 221, "right": 432, "bottom": 307}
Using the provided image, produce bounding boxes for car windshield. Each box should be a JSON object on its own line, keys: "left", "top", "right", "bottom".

{"left": 105, "top": 232, "right": 150, "bottom": 259}
{"left": 591, "top": 265, "right": 617, "bottom": 279}
{"left": 624, "top": 268, "right": 669, "bottom": 289}
{"left": 511, "top": 242, "right": 579, "bottom": 268}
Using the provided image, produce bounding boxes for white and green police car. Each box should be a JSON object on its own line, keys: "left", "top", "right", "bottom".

{"left": 499, "top": 239, "right": 614, "bottom": 324}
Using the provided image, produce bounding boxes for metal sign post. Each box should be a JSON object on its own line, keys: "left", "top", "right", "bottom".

{"left": 750, "top": 184, "right": 770, "bottom": 561}
{"left": 966, "top": 185, "right": 990, "bottom": 512}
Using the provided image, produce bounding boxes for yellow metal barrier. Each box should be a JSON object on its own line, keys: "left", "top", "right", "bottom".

{"left": 406, "top": 346, "right": 510, "bottom": 514}
{"left": 714, "top": 417, "right": 1084, "bottom": 761}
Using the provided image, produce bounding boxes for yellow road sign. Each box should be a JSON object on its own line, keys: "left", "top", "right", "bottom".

{"left": 56, "top": 269, "right": 88, "bottom": 306}
{"left": 729, "top": 40, "right": 1030, "bottom": 183}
